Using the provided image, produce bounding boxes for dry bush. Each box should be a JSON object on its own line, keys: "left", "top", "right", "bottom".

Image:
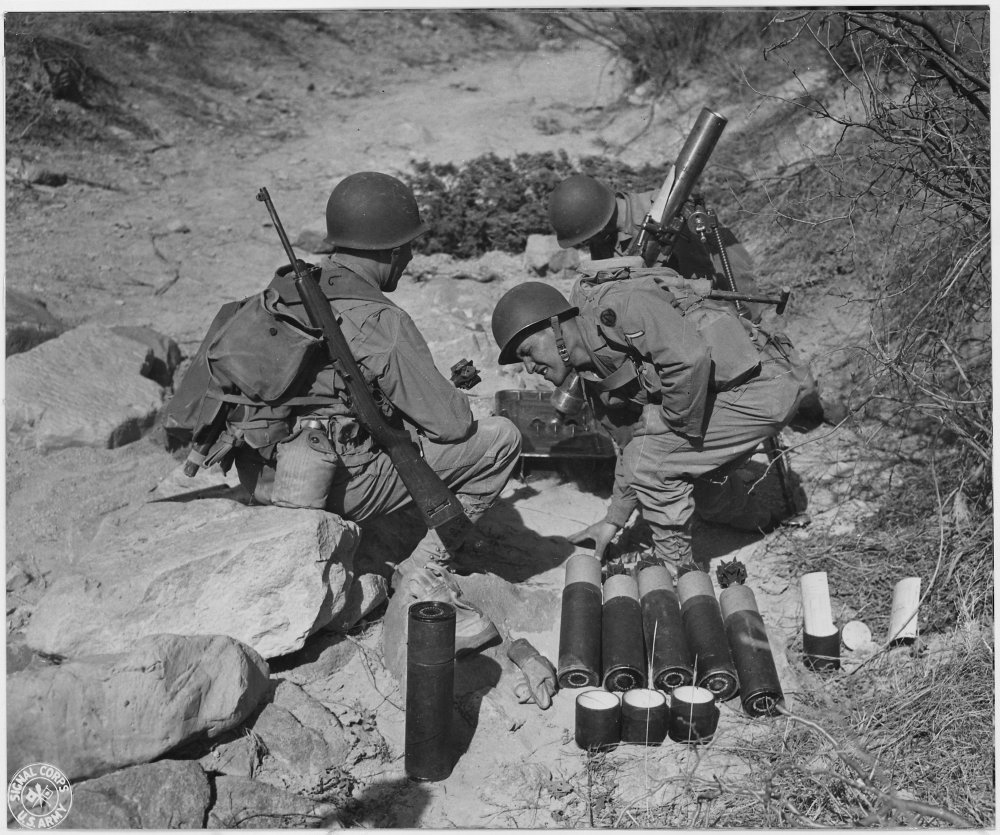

{"left": 539, "top": 10, "right": 772, "bottom": 91}
{"left": 759, "top": 9, "right": 990, "bottom": 480}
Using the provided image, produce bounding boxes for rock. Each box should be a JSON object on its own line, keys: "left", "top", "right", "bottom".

{"left": 249, "top": 701, "right": 345, "bottom": 792}
{"left": 7, "top": 633, "right": 270, "bottom": 782}
{"left": 548, "top": 246, "right": 581, "bottom": 273}
{"left": 70, "top": 760, "right": 210, "bottom": 829}
{"left": 6, "top": 324, "right": 165, "bottom": 452}
{"left": 5, "top": 289, "right": 65, "bottom": 355}
{"left": 407, "top": 251, "right": 525, "bottom": 284}
{"left": 295, "top": 228, "right": 335, "bottom": 255}
{"left": 267, "top": 632, "right": 358, "bottom": 687}
{"left": 199, "top": 729, "right": 261, "bottom": 780}
{"left": 272, "top": 680, "right": 352, "bottom": 762}
{"left": 109, "top": 325, "right": 182, "bottom": 387}
{"left": 6, "top": 632, "right": 36, "bottom": 674}
{"left": 209, "top": 775, "right": 339, "bottom": 829}
{"left": 25, "top": 500, "right": 360, "bottom": 660}
{"left": 325, "top": 573, "right": 388, "bottom": 633}
{"left": 524, "top": 233, "right": 560, "bottom": 275}
{"left": 6, "top": 559, "right": 33, "bottom": 593}
{"left": 473, "top": 250, "right": 526, "bottom": 283}
{"left": 163, "top": 219, "right": 191, "bottom": 234}
{"left": 394, "top": 121, "right": 436, "bottom": 147}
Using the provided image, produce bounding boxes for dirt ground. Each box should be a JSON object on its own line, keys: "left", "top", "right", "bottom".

{"left": 6, "top": 14, "right": 884, "bottom": 828}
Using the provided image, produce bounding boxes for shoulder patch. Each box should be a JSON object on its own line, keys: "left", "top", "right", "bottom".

{"left": 599, "top": 308, "right": 617, "bottom": 327}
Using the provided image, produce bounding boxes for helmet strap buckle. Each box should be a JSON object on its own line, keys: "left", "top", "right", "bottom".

{"left": 550, "top": 315, "right": 571, "bottom": 364}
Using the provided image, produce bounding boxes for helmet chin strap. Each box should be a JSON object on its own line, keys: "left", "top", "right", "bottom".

{"left": 549, "top": 316, "right": 571, "bottom": 364}
{"left": 388, "top": 246, "right": 404, "bottom": 279}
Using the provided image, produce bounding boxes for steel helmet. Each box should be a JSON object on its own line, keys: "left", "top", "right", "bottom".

{"left": 492, "top": 282, "right": 579, "bottom": 365}
{"left": 548, "top": 174, "right": 616, "bottom": 249}
{"left": 324, "top": 172, "right": 429, "bottom": 250}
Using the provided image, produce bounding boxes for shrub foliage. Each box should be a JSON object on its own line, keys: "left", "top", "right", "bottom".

{"left": 403, "top": 152, "right": 670, "bottom": 258}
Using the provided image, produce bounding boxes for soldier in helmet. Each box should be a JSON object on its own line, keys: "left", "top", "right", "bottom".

{"left": 491, "top": 277, "right": 811, "bottom": 575}
{"left": 549, "top": 173, "right": 831, "bottom": 426}
{"left": 548, "top": 173, "right": 764, "bottom": 321}
{"left": 229, "top": 171, "right": 521, "bottom": 655}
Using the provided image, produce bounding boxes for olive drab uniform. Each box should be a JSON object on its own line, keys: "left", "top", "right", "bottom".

{"left": 218, "top": 255, "right": 520, "bottom": 524}
{"left": 603, "top": 189, "right": 765, "bottom": 323}
{"left": 569, "top": 270, "right": 811, "bottom": 566}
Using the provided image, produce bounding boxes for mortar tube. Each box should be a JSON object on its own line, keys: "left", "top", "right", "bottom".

{"left": 677, "top": 570, "right": 739, "bottom": 702}
{"left": 638, "top": 565, "right": 694, "bottom": 692}
{"left": 719, "top": 584, "right": 784, "bottom": 717}
{"left": 405, "top": 601, "right": 456, "bottom": 782}
{"left": 601, "top": 574, "right": 646, "bottom": 692}
{"left": 557, "top": 554, "right": 603, "bottom": 688}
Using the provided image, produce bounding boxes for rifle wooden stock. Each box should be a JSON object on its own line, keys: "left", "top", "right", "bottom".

{"left": 632, "top": 108, "right": 728, "bottom": 267}
{"left": 256, "top": 187, "right": 466, "bottom": 529}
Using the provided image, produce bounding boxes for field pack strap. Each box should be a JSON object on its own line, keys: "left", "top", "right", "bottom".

{"left": 589, "top": 360, "right": 640, "bottom": 393}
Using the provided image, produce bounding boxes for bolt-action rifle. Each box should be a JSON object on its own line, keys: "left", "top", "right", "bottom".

{"left": 256, "top": 187, "right": 467, "bottom": 530}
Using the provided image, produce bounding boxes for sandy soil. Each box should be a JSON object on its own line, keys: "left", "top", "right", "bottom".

{"left": 6, "top": 27, "right": 879, "bottom": 828}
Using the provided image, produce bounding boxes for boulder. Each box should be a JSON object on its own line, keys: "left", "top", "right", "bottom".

{"left": 524, "top": 233, "right": 560, "bottom": 275}
{"left": 208, "top": 775, "right": 339, "bottom": 829}
{"left": 7, "top": 633, "right": 269, "bottom": 782}
{"left": 5, "top": 289, "right": 64, "bottom": 355}
{"left": 295, "top": 228, "right": 336, "bottom": 255}
{"left": 548, "top": 246, "right": 581, "bottom": 274}
{"left": 325, "top": 572, "right": 388, "bottom": 633}
{"left": 200, "top": 681, "right": 351, "bottom": 784}
{"left": 250, "top": 702, "right": 341, "bottom": 788}
{"left": 272, "top": 680, "right": 352, "bottom": 762}
{"left": 6, "top": 324, "right": 165, "bottom": 452}
{"left": 25, "top": 499, "right": 361, "bottom": 660}
{"left": 109, "top": 324, "right": 182, "bottom": 387}
{"left": 408, "top": 251, "right": 524, "bottom": 284}
{"left": 69, "top": 759, "right": 211, "bottom": 829}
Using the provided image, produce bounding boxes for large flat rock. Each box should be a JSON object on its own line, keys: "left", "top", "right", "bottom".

{"left": 5, "top": 289, "right": 64, "bottom": 355}
{"left": 6, "top": 324, "right": 165, "bottom": 452}
{"left": 8, "top": 634, "right": 269, "bottom": 782}
{"left": 67, "top": 760, "right": 211, "bottom": 829}
{"left": 25, "top": 499, "right": 361, "bottom": 660}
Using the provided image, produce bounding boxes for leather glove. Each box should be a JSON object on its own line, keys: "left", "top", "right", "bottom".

{"left": 507, "top": 638, "right": 557, "bottom": 710}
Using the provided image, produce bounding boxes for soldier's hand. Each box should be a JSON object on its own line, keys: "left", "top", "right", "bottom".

{"left": 641, "top": 219, "right": 677, "bottom": 247}
{"left": 567, "top": 520, "right": 619, "bottom": 561}
{"left": 508, "top": 639, "right": 558, "bottom": 710}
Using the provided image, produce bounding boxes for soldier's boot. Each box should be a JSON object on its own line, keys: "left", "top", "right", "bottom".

{"left": 391, "top": 560, "right": 500, "bottom": 657}
{"left": 403, "top": 515, "right": 489, "bottom": 577}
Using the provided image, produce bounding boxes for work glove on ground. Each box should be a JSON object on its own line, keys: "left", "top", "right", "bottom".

{"left": 507, "top": 638, "right": 558, "bottom": 710}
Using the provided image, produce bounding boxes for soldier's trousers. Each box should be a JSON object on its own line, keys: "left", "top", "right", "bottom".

{"left": 327, "top": 416, "right": 521, "bottom": 523}
{"left": 237, "top": 416, "right": 521, "bottom": 526}
{"left": 621, "top": 367, "right": 806, "bottom": 566}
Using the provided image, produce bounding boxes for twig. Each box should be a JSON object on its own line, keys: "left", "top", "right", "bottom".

{"left": 777, "top": 704, "right": 977, "bottom": 827}
{"left": 154, "top": 269, "right": 181, "bottom": 296}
